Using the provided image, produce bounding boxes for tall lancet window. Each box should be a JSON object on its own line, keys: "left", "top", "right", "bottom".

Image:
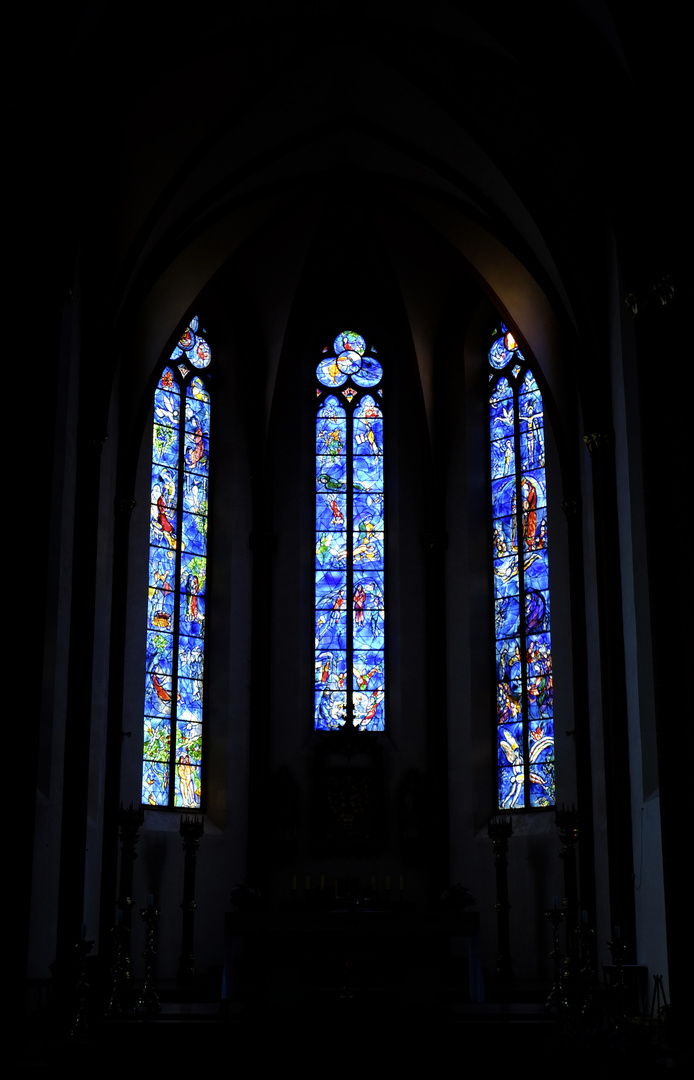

{"left": 314, "top": 331, "right": 385, "bottom": 731}
{"left": 489, "top": 324, "right": 555, "bottom": 808}
{"left": 142, "top": 316, "right": 212, "bottom": 807}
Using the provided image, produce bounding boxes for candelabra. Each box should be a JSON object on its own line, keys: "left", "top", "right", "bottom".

{"left": 70, "top": 935, "right": 94, "bottom": 1039}
{"left": 607, "top": 931, "right": 628, "bottom": 1028}
{"left": 488, "top": 815, "right": 514, "bottom": 987}
{"left": 178, "top": 814, "right": 204, "bottom": 982}
{"left": 115, "top": 802, "right": 145, "bottom": 1006}
{"left": 576, "top": 920, "right": 596, "bottom": 1015}
{"left": 106, "top": 919, "right": 130, "bottom": 1016}
{"left": 555, "top": 805, "right": 579, "bottom": 948}
{"left": 544, "top": 905, "right": 565, "bottom": 1010}
{"left": 138, "top": 902, "right": 161, "bottom": 1011}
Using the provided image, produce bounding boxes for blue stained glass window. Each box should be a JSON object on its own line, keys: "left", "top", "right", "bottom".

{"left": 142, "top": 318, "right": 212, "bottom": 807}
{"left": 489, "top": 325, "right": 555, "bottom": 808}
{"left": 315, "top": 332, "right": 385, "bottom": 731}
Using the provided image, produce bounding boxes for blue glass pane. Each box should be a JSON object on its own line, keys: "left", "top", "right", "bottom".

{"left": 316, "top": 606, "right": 346, "bottom": 651}
{"left": 315, "top": 569, "right": 347, "bottom": 606}
{"left": 317, "top": 492, "right": 346, "bottom": 532}
{"left": 315, "top": 688, "right": 347, "bottom": 729}
{"left": 352, "top": 355, "right": 383, "bottom": 387}
{"left": 527, "top": 637, "right": 553, "bottom": 719}
{"left": 315, "top": 650, "right": 347, "bottom": 687}
{"left": 183, "top": 474, "right": 208, "bottom": 515}
{"left": 176, "top": 720, "right": 203, "bottom": 763}
{"left": 491, "top": 437, "right": 515, "bottom": 480}
{"left": 520, "top": 415, "right": 544, "bottom": 471}
{"left": 145, "top": 629, "right": 173, "bottom": 673}
{"left": 489, "top": 337, "right": 514, "bottom": 371}
{"left": 177, "top": 679, "right": 203, "bottom": 724}
{"left": 185, "top": 387, "right": 210, "bottom": 429}
{"left": 353, "top": 491, "right": 384, "bottom": 532}
{"left": 523, "top": 547, "right": 549, "bottom": 593}
{"left": 493, "top": 517, "right": 516, "bottom": 560}
{"left": 498, "top": 722, "right": 525, "bottom": 809}
{"left": 495, "top": 594, "right": 520, "bottom": 639}
{"left": 525, "top": 590, "right": 550, "bottom": 634}
{"left": 334, "top": 331, "right": 366, "bottom": 356}
{"left": 150, "top": 497, "right": 179, "bottom": 553}
{"left": 144, "top": 667, "right": 173, "bottom": 717}
{"left": 352, "top": 571, "right": 384, "bottom": 648}
{"left": 173, "top": 759, "right": 201, "bottom": 807}
{"left": 143, "top": 758, "right": 170, "bottom": 806}
{"left": 491, "top": 475, "right": 516, "bottom": 520}
{"left": 317, "top": 358, "right": 349, "bottom": 387}
{"left": 497, "top": 680, "right": 523, "bottom": 724}
{"left": 317, "top": 455, "right": 347, "bottom": 493}
{"left": 178, "top": 636, "right": 204, "bottom": 679}
{"left": 353, "top": 528, "right": 383, "bottom": 567}
{"left": 354, "top": 689, "right": 384, "bottom": 730}
{"left": 143, "top": 716, "right": 171, "bottom": 763}
{"left": 353, "top": 399, "right": 383, "bottom": 458}
{"left": 354, "top": 454, "right": 384, "bottom": 490}
{"left": 494, "top": 555, "right": 520, "bottom": 601}
{"left": 352, "top": 652, "right": 385, "bottom": 691}
{"left": 180, "top": 510, "right": 207, "bottom": 556}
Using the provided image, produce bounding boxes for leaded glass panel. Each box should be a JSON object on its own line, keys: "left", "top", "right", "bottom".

{"left": 142, "top": 319, "right": 212, "bottom": 809}
{"left": 489, "top": 325, "right": 555, "bottom": 809}
{"left": 315, "top": 332, "right": 385, "bottom": 732}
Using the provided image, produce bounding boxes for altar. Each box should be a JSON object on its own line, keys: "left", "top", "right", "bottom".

{"left": 222, "top": 906, "right": 483, "bottom": 1007}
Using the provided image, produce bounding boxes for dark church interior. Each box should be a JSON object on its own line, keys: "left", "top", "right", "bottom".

{"left": 18, "top": 1, "right": 685, "bottom": 1072}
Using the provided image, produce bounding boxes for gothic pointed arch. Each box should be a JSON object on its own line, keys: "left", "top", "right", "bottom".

{"left": 314, "top": 330, "right": 385, "bottom": 731}
{"left": 489, "top": 322, "right": 555, "bottom": 809}
{"left": 142, "top": 316, "right": 212, "bottom": 808}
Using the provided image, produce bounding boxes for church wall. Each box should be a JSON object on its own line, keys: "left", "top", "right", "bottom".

{"left": 29, "top": 298, "right": 83, "bottom": 979}
{"left": 608, "top": 256, "right": 669, "bottom": 994}
{"left": 579, "top": 417, "right": 614, "bottom": 972}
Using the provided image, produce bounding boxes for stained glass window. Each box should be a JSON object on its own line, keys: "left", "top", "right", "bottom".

{"left": 489, "top": 324, "right": 555, "bottom": 808}
{"left": 142, "top": 316, "right": 212, "bottom": 807}
{"left": 315, "top": 331, "right": 385, "bottom": 731}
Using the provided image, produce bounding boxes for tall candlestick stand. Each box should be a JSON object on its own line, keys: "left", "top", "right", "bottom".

{"left": 555, "top": 805, "right": 579, "bottom": 955}
{"left": 115, "top": 802, "right": 144, "bottom": 1006}
{"left": 488, "top": 815, "right": 514, "bottom": 988}
{"left": 138, "top": 902, "right": 161, "bottom": 1011}
{"left": 106, "top": 919, "right": 129, "bottom": 1016}
{"left": 545, "top": 906, "right": 565, "bottom": 1010}
{"left": 577, "top": 921, "right": 596, "bottom": 1015}
{"left": 607, "top": 933, "right": 628, "bottom": 1028}
{"left": 555, "top": 805, "right": 582, "bottom": 1010}
{"left": 178, "top": 814, "right": 204, "bottom": 983}
{"left": 70, "top": 935, "right": 94, "bottom": 1039}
